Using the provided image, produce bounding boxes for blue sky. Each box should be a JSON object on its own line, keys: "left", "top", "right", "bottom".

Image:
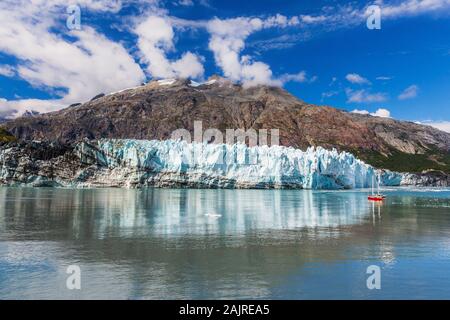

{"left": 0, "top": 0, "right": 449, "bottom": 131}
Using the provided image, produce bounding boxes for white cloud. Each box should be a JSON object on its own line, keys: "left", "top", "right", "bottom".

{"left": 376, "top": 76, "right": 392, "bottom": 81}
{"left": 0, "top": 65, "right": 15, "bottom": 77}
{"left": 134, "top": 15, "right": 204, "bottom": 80}
{"left": 171, "top": 52, "right": 205, "bottom": 79}
{"left": 346, "top": 73, "right": 371, "bottom": 85}
{"left": 206, "top": 16, "right": 309, "bottom": 87}
{"left": 420, "top": 120, "right": 450, "bottom": 133}
{"left": 398, "top": 84, "right": 419, "bottom": 100}
{"left": 351, "top": 109, "right": 370, "bottom": 115}
{"left": 327, "top": 0, "right": 450, "bottom": 29}
{"left": 174, "top": 0, "right": 211, "bottom": 7}
{"left": 0, "top": 98, "right": 62, "bottom": 119}
{"left": 207, "top": 18, "right": 270, "bottom": 86}
{"left": 177, "top": 0, "right": 450, "bottom": 44}
{"left": 380, "top": 0, "right": 450, "bottom": 18}
{"left": 351, "top": 108, "right": 391, "bottom": 118}
{"left": 351, "top": 109, "right": 370, "bottom": 114}
{"left": 300, "top": 14, "right": 327, "bottom": 24}
{"left": 257, "top": 1, "right": 450, "bottom": 46}
{"left": 263, "top": 14, "right": 300, "bottom": 28}
{"left": 346, "top": 88, "right": 387, "bottom": 103}
{"left": 371, "top": 108, "right": 391, "bottom": 118}
{"left": 177, "top": 0, "right": 194, "bottom": 6}
{"left": 240, "top": 61, "right": 279, "bottom": 88}
{"left": 202, "top": 10, "right": 365, "bottom": 86}
{"left": 321, "top": 90, "right": 339, "bottom": 100}
{"left": 277, "top": 71, "right": 318, "bottom": 86}
{"left": 1, "top": 0, "right": 126, "bottom": 15}
{"left": 309, "top": 75, "right": 318, "bottom": 83}
{"left": 279, "top": 71, "right": 307, "bottom": 83}
{"left": 0, "top": 0, "right": 146, "bottom": 117}
{"left": 231, "top": 0, "right": 450, "bottom": 64}
{"left": 207, "top": 17, "right": 270, "bottom": 86}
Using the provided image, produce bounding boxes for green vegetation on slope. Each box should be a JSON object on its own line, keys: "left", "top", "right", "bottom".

{"left": 350, "top": 147, "right": 450, "bottom": 174}
{"left": 0, "top": 128, "right": 16, "bottom": 143}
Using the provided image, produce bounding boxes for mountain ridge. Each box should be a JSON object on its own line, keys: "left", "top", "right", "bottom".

{"left": 2, "top": 78, "right": 449, "bottom": 173}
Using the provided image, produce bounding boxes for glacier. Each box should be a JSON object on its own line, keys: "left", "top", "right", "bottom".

{"left": 0, "top": 138, "right": 427, "bottom": 189}
{"left": 63, "top": 139, "right": 402, "bottom": 189}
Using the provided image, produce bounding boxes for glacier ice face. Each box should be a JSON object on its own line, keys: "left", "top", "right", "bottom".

{"left": 71, "top": 139, "right": 403, "bottom": 189}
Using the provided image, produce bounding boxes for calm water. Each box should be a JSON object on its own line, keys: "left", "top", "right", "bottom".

{"left": 1, "top": 186, "right": 450, "bottom": 300}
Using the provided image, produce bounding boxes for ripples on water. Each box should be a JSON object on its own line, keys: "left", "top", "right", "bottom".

{"left": 0, "top": 187, "right": 449, "bottom": 299}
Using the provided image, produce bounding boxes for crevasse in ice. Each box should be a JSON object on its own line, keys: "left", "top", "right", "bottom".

{"left": 77, "top": 139, "right": 402, "bottom": 189}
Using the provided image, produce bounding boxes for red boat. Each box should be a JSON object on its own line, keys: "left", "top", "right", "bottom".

{"left": 368, "top": 195, "right": 384, "bottom": 201}
{"left": 368, "top": 175, "right": 386, "bottom": 201}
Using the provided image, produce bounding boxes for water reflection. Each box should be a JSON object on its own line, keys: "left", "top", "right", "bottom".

{"left": 0, "top": 188, "right": 377, "bottom": 239}
{"left": 1, "top": 187, "right": 450, "bottom": 299}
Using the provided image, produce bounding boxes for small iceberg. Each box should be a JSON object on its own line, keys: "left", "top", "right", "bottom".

{"left": 204, "top": 213, "right": 222, "bottom": 218}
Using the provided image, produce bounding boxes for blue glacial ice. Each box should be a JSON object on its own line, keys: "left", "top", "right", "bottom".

{"left": 73, "top": 139, "right": 403, "bottom": 189}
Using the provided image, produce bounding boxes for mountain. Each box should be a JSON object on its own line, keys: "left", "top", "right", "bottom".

{"left": 2, "top": 78, "right": 450, "bottom": 174}
{"left": 21, "top": 110, "right": 40, "bottom": 118}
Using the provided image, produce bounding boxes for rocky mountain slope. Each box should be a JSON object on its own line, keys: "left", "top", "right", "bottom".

{"left": 2, "top": 78, "right": 450, "bottom": 174}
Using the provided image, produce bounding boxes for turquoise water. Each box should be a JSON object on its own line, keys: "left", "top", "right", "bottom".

{"left": 0, "top": 187, "right": 449, "bottom": 299}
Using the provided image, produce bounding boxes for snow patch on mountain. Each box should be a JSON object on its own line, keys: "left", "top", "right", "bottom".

{"left": 157, "top": 79, "right": 176, "bottom": 86}
{"left": 189, "top": 79, "right": 217, "bottom": 87}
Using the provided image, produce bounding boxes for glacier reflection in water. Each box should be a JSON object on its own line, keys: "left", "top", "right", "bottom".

{"left": 0, "top": 188, "right": 373, "bottom": 238}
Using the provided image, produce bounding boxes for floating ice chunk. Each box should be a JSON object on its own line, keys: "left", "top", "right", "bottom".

{"left": 205, "top": 213, "right": 222, "bottom": 218}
